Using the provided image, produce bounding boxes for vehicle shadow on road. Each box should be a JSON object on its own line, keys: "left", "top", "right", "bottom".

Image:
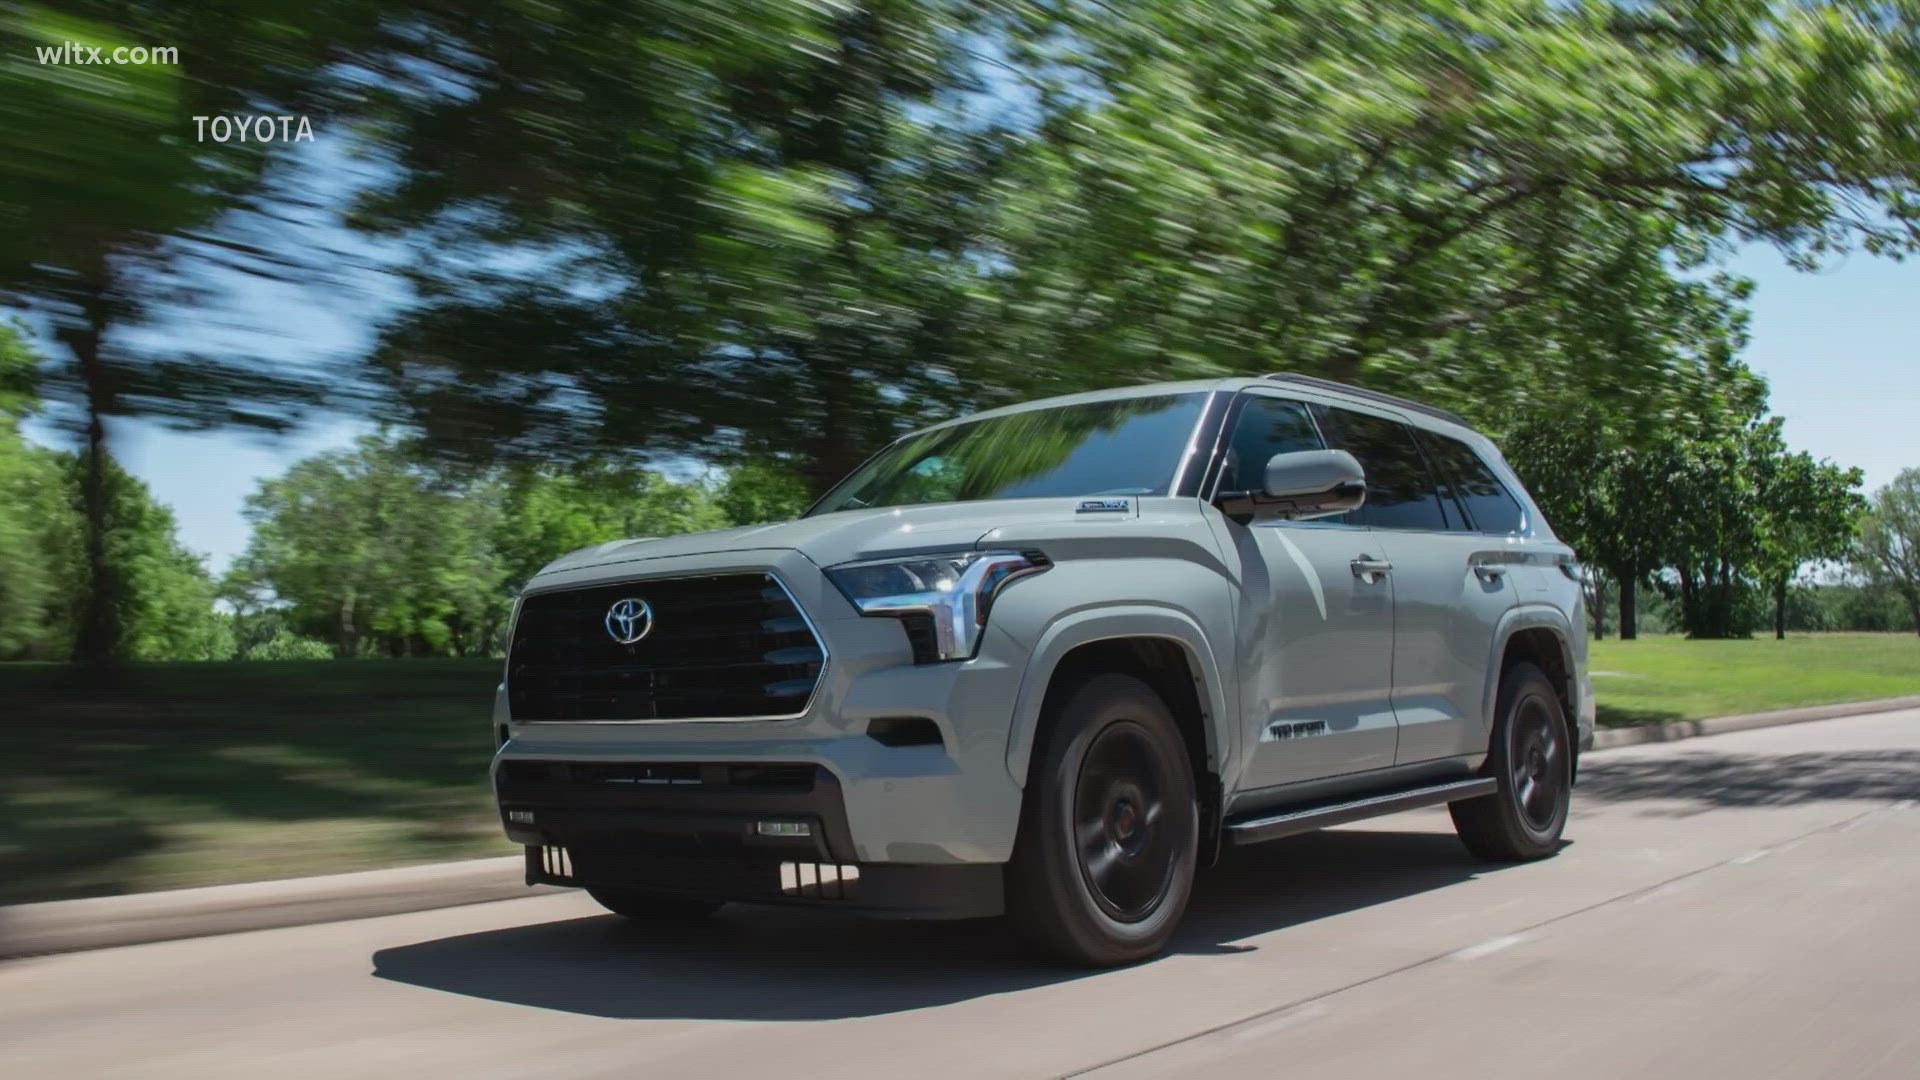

{"left": 1578, "top": 750, "right": 1920, "bottom": 815}
{"left": 371, "top": 827, "right": 1503, "bottom": 1021}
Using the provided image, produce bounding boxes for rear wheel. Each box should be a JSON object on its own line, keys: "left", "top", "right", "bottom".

{"left": 586, "top": 888, "right": 722, "bottom": 922}
{"left": 1451, "top": 661, "right": 1571, "bottom": 861}
{"left": 1007, "top": 673, "right": 1198, "bottom": 966}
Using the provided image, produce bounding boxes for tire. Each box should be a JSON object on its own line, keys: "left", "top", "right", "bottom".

{"left": 586, "top": 888, "right": 722, "bottom": 922}
{"left": 1007, "top": 672, "right": 1198, "bottom": 966}
{"left": 1450, "top": 661, "right": 1572, "bottom": 861}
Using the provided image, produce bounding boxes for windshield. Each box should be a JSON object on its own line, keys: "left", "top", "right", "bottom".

{"left": 809, "top": 392, "right": 1209, "bottom": 515}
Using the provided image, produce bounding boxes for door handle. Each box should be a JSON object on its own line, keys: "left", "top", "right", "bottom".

{"left": 1350, "top": 558, "right": 1392, "bottom": 583}
{"left": 1472, "top": 562, "right": 1509, "bottom": 582}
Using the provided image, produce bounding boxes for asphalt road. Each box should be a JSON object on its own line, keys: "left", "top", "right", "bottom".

{"left": 5, "top": 710, "right": 1918, "bottom": 1080}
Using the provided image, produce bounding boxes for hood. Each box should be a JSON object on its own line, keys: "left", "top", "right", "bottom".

{"left": 534, "top": 498, "right": 1115, "bottom": 578}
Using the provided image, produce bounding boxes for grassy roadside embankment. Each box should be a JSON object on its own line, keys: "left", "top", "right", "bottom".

{"left": 1588, "top": 633, "right": 1920, "bottom": 726}
{"left": 3, "top": 634, "right": 1915, "bottom": 904}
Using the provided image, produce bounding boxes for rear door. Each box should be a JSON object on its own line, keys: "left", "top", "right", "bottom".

{"left": 1312, "top": 406, "right": 1522, "bottom": 765}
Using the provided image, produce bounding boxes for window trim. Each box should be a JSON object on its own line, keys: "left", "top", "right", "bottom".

{"left": 1312, "top": 402, "right": 1459, "bottom": 534}
{"left": 1416, "top": 427, "right": 1531, "bottom": 537}
{"left": 1200, "top": 388, "right": 1371, "bottom": 530}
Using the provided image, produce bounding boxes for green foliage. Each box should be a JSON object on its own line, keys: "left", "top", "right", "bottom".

{"left": 352, "top": 0, "right": 1006, "bottom": 495}
{"left": 714, "top": 461, "right": 813, "bottom": 526}
{"left": 496, "top": 461, "right": 729, "bottom": 585}
{"left": 1854, "top": 470, "right": 1920, "bottom": 635}
{"left": 1, "top": 322, "right": 226, "bottom": 662}
{"left": 992, "top": 0, "right": 1920, "bottom": 416}
{"left": 240, "top": 629, "right": 335, "bottom": 662}
{"left": 1508, "top": 397, "right": 1865, "bottom": 639}
{"left": 230, "top": 434, "right": 510, "bottom": 659}
{"left": 0, "top": 439, "right": 228, "bottom": 661}
{"left": 230, "top": 436, "right": 738, "bottom": 658}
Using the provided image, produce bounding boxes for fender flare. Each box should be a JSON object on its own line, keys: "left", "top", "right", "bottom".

{"left": 1482, "top": 603, "right": 1580, "bottom": 750}
{"left": 1002, "top": 604, "right": 1234, "bottom": 790}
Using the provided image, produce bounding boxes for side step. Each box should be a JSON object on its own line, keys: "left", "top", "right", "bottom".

{"left": 1224, "top": 777, "right": 1497, "bottom": 846}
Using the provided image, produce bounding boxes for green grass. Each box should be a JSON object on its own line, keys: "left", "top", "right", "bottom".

{"left": 3, "top": 635, "right": 1916, "bottom": 904}
{"left": 0, "top": 659, "right": 510, "bottom": 905}
{"left": 1589, "top": 633, "right": 1920, "bottom": 727}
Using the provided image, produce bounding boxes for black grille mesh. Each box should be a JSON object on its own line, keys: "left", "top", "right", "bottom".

{"left": 507, "top": 573, "right": 824, "bottom": 721}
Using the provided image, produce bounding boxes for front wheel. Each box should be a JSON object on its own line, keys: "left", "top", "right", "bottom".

{"left": 1007, "top": 672, "right": 1198, "bottom": 966}
{"left": 1451, "top": 661, "right": 1571, "bottom": 861}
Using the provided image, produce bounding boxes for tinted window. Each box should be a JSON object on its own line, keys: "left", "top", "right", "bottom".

{"left": 810, "top": 393, "right": 1207, "bottom": 514}
{"left": 1317, "top": 407, "right": 1452, "bottom": 531}
{"left": 1423, "top": 432, "right": 1527, "bottom": 534}
{"left": 1219, "top": 395, "right": 1324, "bottom": 492}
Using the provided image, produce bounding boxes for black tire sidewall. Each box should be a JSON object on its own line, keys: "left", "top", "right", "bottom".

{"left": 1014, "top": 672, "right": 1198, "bottom": 963}
{"left": 1490, "top": 663, "right": 1571, "bottom": 853}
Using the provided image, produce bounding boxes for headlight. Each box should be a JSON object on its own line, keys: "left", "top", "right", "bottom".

{"left": 826, "top": 549, "right": 1050, "bottom": 662}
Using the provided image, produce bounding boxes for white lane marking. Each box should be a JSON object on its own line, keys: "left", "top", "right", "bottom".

{"left": 1891, "top": 800, "right": 1914, "bottom": 812}
{"left": 1731, "top": 849, "right": 1771, "bottom": 864}
{"left": 1451, "top": 933, "right": 1527, "bottom": 960}
{"left": 1270, "top": 528, "right": 1327, "bottom": 621}
{"left": 1229, "top": 1003, "right": 1329, "bottom": 1041}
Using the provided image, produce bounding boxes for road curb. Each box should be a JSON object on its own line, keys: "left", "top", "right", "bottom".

{"left": 0, "top": 855, "right": 560, "bottom": 961}
{"left": 6, "top": 696, "right": 1917, "bottom": 961}
{"left": 1588, "top": 695, "right": 1920, "bottom": 751}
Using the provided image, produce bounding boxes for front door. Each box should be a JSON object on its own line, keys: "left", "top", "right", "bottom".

{"left": 1205, "top": 391, "right": 1398, "bottom": 792}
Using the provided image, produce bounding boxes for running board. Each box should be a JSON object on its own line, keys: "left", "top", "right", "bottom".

{"left": 1225, "top": 777, "right": 1497, "bottom": 846}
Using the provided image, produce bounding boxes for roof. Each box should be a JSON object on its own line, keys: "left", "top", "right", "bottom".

{"left": 1261, "top": 373, "right": 1475, "bottom": 428}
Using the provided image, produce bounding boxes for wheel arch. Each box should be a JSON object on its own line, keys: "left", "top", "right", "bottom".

{"left": 1486, "top": 606, "right": 1580, "bottom": 783}
{"left": 1005, "top": 609, "right": 1234, "bottom": 859}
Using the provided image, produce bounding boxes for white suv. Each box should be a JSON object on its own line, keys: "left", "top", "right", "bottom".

{"left": 492, "top": 374, "right": 1594, "bottom": 965}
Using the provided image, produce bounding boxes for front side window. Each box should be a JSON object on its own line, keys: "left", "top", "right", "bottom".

{"left": 809, "top": 392, "right": 1209, "bottom": 515}
{"left": 1421, "top": 431, "right": 1527, "bottom": 534}
{"left": 1316, "top": 406, "right": 1452, "bottom": 531}
{"left": 1219, "top": 394, "right": 1325, "bottom": 493}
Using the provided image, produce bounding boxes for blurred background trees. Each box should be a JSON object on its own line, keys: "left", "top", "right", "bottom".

{"left": 3, "top": 0, "right": 1919, "bottom": 658}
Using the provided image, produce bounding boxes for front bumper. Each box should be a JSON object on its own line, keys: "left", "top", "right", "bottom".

{"left": 494, "top": 547, "right": 1031, "bottom": 867}
{"left": 497, "top": 759, "right": 1003, "bottom": 918}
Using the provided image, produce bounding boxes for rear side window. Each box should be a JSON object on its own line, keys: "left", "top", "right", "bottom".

{"left": 1315, "top": 406, "right": 1452, "bottom": 531}
{"left": 1219, "top": 395, "right": 1325, "bottom": 492}
{"left": 1422, "top": 432, "right": 1527, "bottom": 535}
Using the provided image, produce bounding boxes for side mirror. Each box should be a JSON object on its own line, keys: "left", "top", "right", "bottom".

{"left": 1216, "top": 449, "right": 1367, "bottom": 524}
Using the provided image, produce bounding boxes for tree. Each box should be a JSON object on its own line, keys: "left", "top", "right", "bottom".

{"left": 231, "top": 434, "right": 508, "bottom": 658}
{"left": 495, "top": 461, "right": 728, "bottom": 587}
{"left": 1750, "top": 434, "right": 1864, "bottom": 639}
{"left": 992, "top": 0, "right": 1920, "bottom": 414}
{"left": 1855, "top": 470, "right": 1920, "bottom": 638}
{"left": 229, "top": 437, "right": 729, "bottom": 656}
{"left": 0, "top": 321, "right": 62, "bottom": 655}
{"left": 714, "top": 462, "right": 813, "bottom": 526}
{"left": 352, "top": 1, "right": 1006, "bottom": 496}
{"left": 0, "top": 1, "right": 381, "bottom": 671}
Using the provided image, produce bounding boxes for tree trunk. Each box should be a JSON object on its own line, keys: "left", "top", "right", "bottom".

{"left": 58, "top": 251, "right": 124, "bottom": 679}
{"left": 338, "top": 584, "right": 358, "bottom": 657}
{"left": 796, "top": 343, "right": 867, "bottom": 499}
{"left": 1591, "top": 573, "right": 1607, "bottom": 638}
{"left": 1773, "top": 572, "right": 1788, "bottom": 640}
{"left": 1618, "top": 563, "right": 1638, "bottom": 640}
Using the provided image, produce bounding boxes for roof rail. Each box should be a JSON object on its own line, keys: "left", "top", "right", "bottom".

{"left": 1261, "top": 373, "right": 1474, "bottom": 428}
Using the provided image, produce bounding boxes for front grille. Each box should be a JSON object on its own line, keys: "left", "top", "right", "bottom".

{"left": 507, "top": 572, "right": 825, "bottom": 721}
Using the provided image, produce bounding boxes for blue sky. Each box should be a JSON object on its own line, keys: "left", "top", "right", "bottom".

{"left": 22, "top": 243, "right": 1920, "bottom": 577}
